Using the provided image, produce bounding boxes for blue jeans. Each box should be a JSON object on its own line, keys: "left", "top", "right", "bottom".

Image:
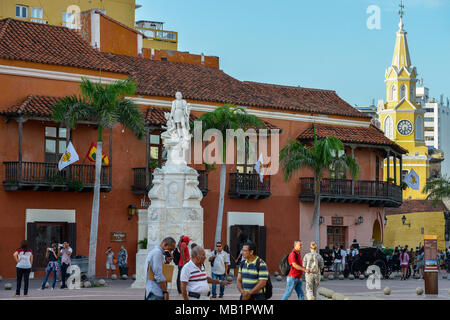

{"left": 211, "top": 273, "right": 226, "bottom": 296}
{"left": 145, "top": 292, "right": 164, "bottom": 300}
{"left": 41, "top": 263, "right": 57, "bottom": 289}
{"left": 281, "top": 276, "right": 304, "bottom": 300}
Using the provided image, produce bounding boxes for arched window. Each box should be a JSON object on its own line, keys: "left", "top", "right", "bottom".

{"left": 400, "top": 84, "right": 407, "bottom": 100}
{"left": 415, "top": 115, "right": 423, "bottom": 140}
{"left": 390, "top": 84, "right": 397, "bottom": 101}
{"left": 410, "top": 85, "right": 415, "bottom": 101}
{"left": 384, "top": 116, "right": 393, "bottom": 139}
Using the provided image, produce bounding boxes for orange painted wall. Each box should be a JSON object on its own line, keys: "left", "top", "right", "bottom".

{"left": 142, "top": 48, "right": 220, "bottom": 69}
{"left": 99, "top": 15, "right": 138, "bottom": 57}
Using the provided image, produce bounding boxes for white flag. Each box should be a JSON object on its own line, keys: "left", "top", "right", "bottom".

{"left": 58, "top": 141, "right": 79, "bottom": 171}
{"left": 254, "top": 153, "right": 264, "bottom": 183}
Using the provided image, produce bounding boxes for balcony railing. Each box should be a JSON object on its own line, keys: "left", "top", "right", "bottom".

{"left": 228, "top": 173, "right": 271, "bottom": 199}
{"left": 299, "top": 178, "right": 402, "bottom": 207}
{"left": 3, "top": 162, "right": 111, "bottom": 192}
{"left": 135, "top": 27, "right": 178, "bottom": 43}
{"left": 132, "top": 168, "right": 208, "bottom": 196}
{"left": 30, "top": 18, "right": 48, "bottom": 24}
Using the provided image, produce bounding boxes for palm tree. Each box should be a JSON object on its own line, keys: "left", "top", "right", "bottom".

{"left": 279, "top": 131, "right": 359, "bottom": 246}
{"left": 53, "top": 78, "right": 145, "bottom": 280}
{"left": 194, "top": 105, "right": 265, "bottom": 244}
{"left": 423, "top": 176, "right": 450, "bottom": 207}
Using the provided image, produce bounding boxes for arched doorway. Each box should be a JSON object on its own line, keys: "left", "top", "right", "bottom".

{"left": 372, "top": 220, "right": 382, "bottom": 245}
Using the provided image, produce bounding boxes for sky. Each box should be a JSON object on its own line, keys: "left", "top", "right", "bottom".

{"left": 135, "top": 0, "right": 450, "bottom": 107}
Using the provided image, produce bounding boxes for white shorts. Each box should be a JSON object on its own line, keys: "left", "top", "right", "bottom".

{"left": 106, "top": 262, "right": 116, "bottom": 270}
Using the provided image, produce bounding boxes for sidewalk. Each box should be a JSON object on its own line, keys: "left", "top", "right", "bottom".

{"left": 1, "top": 275, "right": 449, "bottom": 300}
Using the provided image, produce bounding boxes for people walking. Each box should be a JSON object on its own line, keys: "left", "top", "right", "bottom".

{"left": 237, "top": 241, "right": 269, "bottom": 301}
{"left": 303, "top": 242, "right": 324, "bottom": 300}
{"left": 340, "top": 245, "right": 347, "bottom": 276}
{"left": 117, "top": 245, "right": 128, "bottom": 277}
{"left": 13, "top": 240, "right": 33, "bottom": 297}
{"left": 281, "top": 240, "right": 308, "bottom": 300}
{"left": 59, "top": 242, "right": 72, "bottom": 289}
{"left": 40, "top": 243, "right": 59, "bottom": 290}
{"left": 145, "top": 237, "right": 176, "bottom": 300}
{"left": 180, "top": 246, "right": 231, "bottom": 300}
{"left": 208, "top": 241, "right": 230, "bottom": 298}
{"left": 176, "top": 236, "right": 191, "bottom": 294}
{"left": 105, "top": 247, "right": 115, "bottom": 278}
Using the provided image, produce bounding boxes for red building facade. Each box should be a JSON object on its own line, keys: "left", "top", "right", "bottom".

{"left": 0, "top": 12, "right": 405, "bottom": 278}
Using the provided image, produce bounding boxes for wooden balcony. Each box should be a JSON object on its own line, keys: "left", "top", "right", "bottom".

{"left": 132, "top": 168, "right": 209, "bottom": 196}
{"left": 228, "top": 173, "right": 271, "bottom": 199}
{"left": 299, "top": 178, "right": 402, "bottom": 207}
{"left": 3, "top": 162, "right": 112, "bottom": 192}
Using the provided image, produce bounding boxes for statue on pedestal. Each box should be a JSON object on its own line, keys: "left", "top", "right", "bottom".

{"left": 161, "top": 92, "right": 192, "bottom": 166}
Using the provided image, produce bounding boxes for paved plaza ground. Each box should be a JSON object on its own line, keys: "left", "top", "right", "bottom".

{"left": 1, "top": 273, "right": 449, "bottom": 300}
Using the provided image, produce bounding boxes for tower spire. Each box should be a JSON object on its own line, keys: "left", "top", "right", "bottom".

{"left": 391, "top": 0, "right": 411, "bottom": 69}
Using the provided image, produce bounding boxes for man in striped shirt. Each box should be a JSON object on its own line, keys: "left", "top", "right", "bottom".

{"left": 180, "top": 246, "right": 231, "bottom": 300}
{"left": 237, "top": 241, "right": 269, "bottom": 300}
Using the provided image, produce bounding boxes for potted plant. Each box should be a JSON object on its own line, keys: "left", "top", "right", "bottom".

{"left": 400, "top": 181, "right": 408, "bottom": 190}
{"left": 387, "top": 177, "right": 395, "bottom": 185}
{"left": 148, "top": 160, "right": 159, "bottom": 170}
{"left": 138, "top": 237, "right": 148, "bottom": 250}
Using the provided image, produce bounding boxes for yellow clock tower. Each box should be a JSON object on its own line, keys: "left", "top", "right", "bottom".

{"left": 378, "top": 6, "right": 430, "bottom": 200}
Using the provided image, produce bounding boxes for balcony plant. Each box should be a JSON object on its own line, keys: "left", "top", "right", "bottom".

{"left": 280, "top": 127, "right": 359, "bottom": 246}
{"left": 67, "top": 179, "right": 84, "bottom": 192}
{"left": 387, "top": 177, "right": 395, "bottom": 184}
{"left": 400, "top": 181, "right": 408, "bottom": 190}
{"left": 53, "top": 78, "right": 145, "bottom": 281}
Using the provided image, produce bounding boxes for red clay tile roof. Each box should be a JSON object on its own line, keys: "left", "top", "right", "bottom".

{"left": 297, "top": 123, "right": 407, "bottom": 154}
{"left": 0, "top": 18, "right": 371, "bottom": 120}
{"left": 385, "top": 200, "right": 448, "bottom": 215}
{"left": 102, "top": 53, "right": 369, "bottom": 119}
{"left": 102, "top": 53, "right": 268, "bottom": 106}
{"left": 244, "top": 81, "right": 369, "bottom": 119}
{"left": 0, "top": 18, "right": 126, "bottom": 73}
{"left": 0, "top": 95, "right": 279, "bottom": 131}
{"left": 0, "top": 95, "right": 61, "bottom": 118}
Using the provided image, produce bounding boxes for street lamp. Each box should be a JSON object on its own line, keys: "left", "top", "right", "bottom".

{"left": 401, "top": 215, "right": 411, "bottom": 227}
{"left": 128, "top": 205, "right": 137, "bottom": 220}
{"left": 355, "top": 216, "right": 363, "bottom": 225}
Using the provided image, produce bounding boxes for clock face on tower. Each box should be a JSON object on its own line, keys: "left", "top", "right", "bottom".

{"left": 397, "top": 119, "right": 413, "bottom": 136}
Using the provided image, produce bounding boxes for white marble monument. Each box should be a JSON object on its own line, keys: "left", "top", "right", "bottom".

{"left": 132, "top": 92, "right": 204, "bottom": 289}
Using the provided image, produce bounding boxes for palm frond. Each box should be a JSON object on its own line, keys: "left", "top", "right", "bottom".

{"left": 423, "top": 176, "right": 450, "bottom": 207}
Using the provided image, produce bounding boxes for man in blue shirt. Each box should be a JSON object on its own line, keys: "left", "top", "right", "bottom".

{"left": 145, "top": 237, "right": 176, "bottom": 300}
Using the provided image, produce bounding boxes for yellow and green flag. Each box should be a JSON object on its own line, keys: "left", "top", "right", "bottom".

{"left": 86, "top": 142, "right": 110, "bottom": 166}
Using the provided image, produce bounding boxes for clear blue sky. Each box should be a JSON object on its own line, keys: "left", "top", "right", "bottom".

{"left": 136, "top": 0, "right": 450, "bottom": 107}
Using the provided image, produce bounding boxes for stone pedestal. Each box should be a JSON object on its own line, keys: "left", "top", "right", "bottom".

{"left": 132, "top": 163, "right": 204, "bottom": 289}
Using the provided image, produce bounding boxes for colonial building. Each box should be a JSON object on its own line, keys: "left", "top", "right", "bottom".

{"left": 0, "top": 0, "right": 178, "bottom": 50}
{"left": 0, "top": 12, "right": 404, "bottom": 279}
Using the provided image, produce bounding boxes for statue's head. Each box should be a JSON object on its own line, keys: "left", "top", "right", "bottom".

{"left": 175, "top": 92, "right": 182, "bottom": 100}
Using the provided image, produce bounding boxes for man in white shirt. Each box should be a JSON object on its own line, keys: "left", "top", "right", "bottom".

{"left": 340, "top": 245, "right": 347, "bottom": 275}
{"left": 180, "top": 246, "right": 231, "bottom": 300}
{"left": 208, "top": 241, "right": 230, "bottom": 298}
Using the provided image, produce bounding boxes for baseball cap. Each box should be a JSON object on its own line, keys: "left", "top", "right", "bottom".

{"left": 182, "top": 236, "right": 192, "bottom": 242}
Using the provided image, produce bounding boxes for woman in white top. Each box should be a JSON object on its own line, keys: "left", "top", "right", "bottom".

{"left": 13, "top": 240, "right": 33, "bottom": 297}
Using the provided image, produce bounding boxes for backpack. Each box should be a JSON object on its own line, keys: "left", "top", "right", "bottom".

{"left": 279, "top": 251, "right": 298, "bottom": 276}
{"left": 240, "top": 258, "right": 272, "bottom": 300}
{"left": 210, "top": 250, "right": 217, "bottom": 267}
{"left": 310, "top": 254, "right": 319, "bottom": 274}
{"left": 173, "top": 247, "right": 181, "bottom": 266}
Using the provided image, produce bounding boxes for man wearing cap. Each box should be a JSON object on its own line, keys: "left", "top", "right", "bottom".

{"left": 176, "top": 236, "right": 192, "bottom": 294}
